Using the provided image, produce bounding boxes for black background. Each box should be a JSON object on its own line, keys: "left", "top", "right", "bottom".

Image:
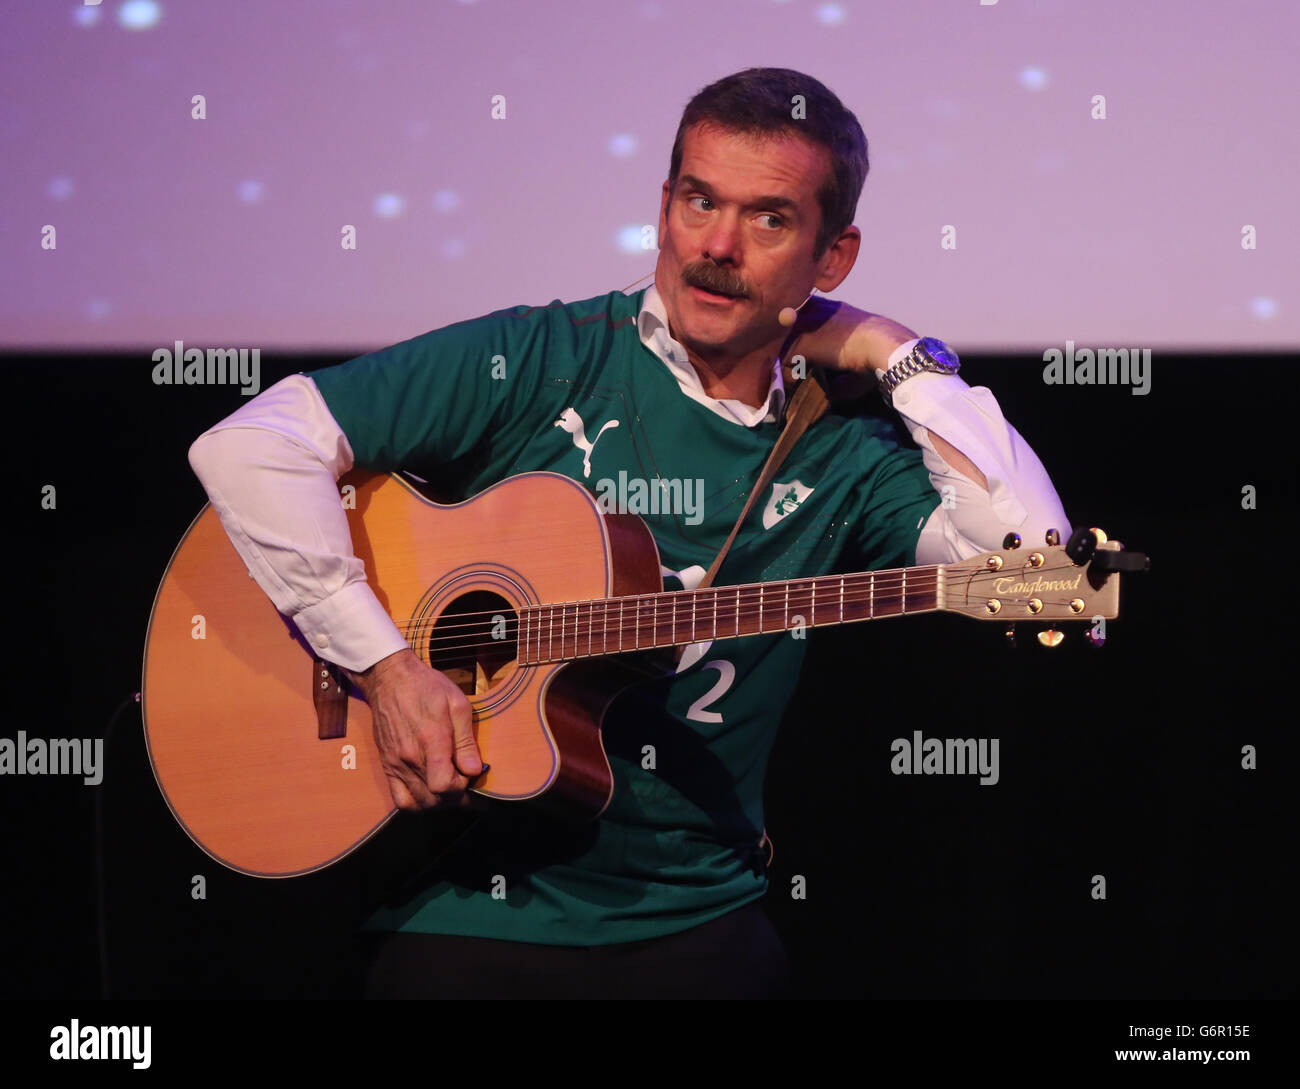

{"left": 4, "top": 348, "right": 1294, "bottom": 1001}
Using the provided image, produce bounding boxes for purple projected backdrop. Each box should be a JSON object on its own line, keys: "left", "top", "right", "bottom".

{"left": 1, "top": 0, "right": 1295, "bottom": 351}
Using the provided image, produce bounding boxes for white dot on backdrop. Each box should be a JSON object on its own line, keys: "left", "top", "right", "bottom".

{"left": 118, "top": 0, "right": 162, "bottom": 30}
{"left": 373, "top": 193, "right": 404, "bottom": 218}
{"left": 48, "top": 177, "right": 74, "bottom": 200}
{"left": 441, "top": 239, "right": 467, "bottom": 259}
{"left": 608, "top": 134, "right": 638, "bottom": 158}
{"left": 816, "top": 4, "right": 846, "bottom": 25}
{"left": 86, "top": 300, "right": 112, "bottom": 320}
{"left": 73, "top": 5, "right": 101, "bottom": 27}
{"left": 617, "top": 225, "right": 648, "bottom": 254}
{"left": 237, "top": 180, "right": 264, "bottom": 204}
{"left": 1019, "top": 67, "right": 1048, "bottom": 91}
{"left": 433, "top": 190, "right": 461, "bottom": 213}
{"left": 1250, "top": 297, "right": 1276, "bottom": 320}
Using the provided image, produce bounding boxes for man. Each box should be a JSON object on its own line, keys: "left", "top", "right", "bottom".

{"left": 188, "top": 68, "right": 1069, "bottom": 999}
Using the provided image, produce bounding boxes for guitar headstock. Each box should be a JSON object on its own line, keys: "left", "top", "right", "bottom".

{"left": 941, "top": 527, "right": 1149, "bottom": 630}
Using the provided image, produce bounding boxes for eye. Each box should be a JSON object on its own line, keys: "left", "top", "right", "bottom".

{"left": 687, "top": 195, "right": 713, "bottom": 212}
{"left": 756, "top": 213, "right": 785, "bottom": 230}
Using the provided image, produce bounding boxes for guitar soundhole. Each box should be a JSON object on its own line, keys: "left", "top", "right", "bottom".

{"left": 424, "top": 591, "right": 518, "bottom": 697}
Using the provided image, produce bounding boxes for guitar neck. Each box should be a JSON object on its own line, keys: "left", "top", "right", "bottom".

{"left": 517, "top": 565, "right": 941, "bottom": 665}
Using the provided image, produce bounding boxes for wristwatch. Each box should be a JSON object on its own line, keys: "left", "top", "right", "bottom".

{"left": 877, "top": 337, "right": 961, "bottom": 401}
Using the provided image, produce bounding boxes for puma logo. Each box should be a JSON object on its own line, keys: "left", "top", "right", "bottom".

{"left": 554, "top": 407, "right": 620, "bottom": 478}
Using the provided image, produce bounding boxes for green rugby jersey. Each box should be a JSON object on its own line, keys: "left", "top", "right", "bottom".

{"left": 309, "top": 287, "right": 941, "bottom": 946}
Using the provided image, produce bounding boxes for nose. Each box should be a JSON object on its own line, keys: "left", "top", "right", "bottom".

{"left": 701, "top": 208, "right": 741, "bottom": 264}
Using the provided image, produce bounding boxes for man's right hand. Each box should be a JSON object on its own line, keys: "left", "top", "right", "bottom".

{"left": 346, "top": 648, "right": 485, "bottom": 811}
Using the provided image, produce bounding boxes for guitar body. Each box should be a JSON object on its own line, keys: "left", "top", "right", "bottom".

{"left": 142, "top": 471, "right": 665, "bottom": 877}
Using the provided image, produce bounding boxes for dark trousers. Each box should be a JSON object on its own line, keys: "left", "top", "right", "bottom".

{"left": 355, "top": 901, "right": 790, "bottom": 999}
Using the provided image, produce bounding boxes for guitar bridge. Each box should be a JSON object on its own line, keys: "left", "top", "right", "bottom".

{"left": 313, "top": 657, "right": 351, "bottom": 739}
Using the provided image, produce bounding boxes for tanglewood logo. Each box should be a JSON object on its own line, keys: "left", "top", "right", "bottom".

{"left": 994, "top": 573, "right": 1084, "bottom": 594}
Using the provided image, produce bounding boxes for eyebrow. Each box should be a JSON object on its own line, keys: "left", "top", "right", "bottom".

{"left": 676, "top": 174, "right": 801, "bottom": 216}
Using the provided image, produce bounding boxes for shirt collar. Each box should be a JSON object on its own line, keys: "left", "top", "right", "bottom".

{"left": 637, "top": 282, "right": 786, "bottom": 427}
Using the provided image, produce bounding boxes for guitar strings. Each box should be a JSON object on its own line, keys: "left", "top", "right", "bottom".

{"left": 378, "top": 566, "right": 1091, "bottom": 659}
{"left": 390, "top": 570, "right": 948, "bottom": 638}
{"left": 380, "top": 560, "right": 1084, "bottom": 638}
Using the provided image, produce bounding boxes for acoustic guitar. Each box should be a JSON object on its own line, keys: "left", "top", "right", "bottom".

{"left": 141, "top": 470, "right": 1147, "bottom": 877}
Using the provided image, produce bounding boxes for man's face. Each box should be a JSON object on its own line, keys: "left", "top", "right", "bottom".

{"left": 655, "top": 122, "right": 835, "bottom": 364}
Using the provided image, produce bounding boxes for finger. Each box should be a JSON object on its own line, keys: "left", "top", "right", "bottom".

{"left": 445, "top": 688, "right": 482, "bottom": 777}
{"left": 386, "top": 772, "right": 427, "bottom": 812}
{"left": 420, "top": 700, "right": 469, "bottom": 796}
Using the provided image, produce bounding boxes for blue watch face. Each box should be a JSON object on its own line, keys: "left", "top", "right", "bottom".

{"left": 920, "top": 337, "right": 960, "bottom": 370}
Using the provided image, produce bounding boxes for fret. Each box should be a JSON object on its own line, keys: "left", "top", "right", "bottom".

{"left": 759, "top": 586, "right": 764, "bottom": 634}
{"left": 548, "top": 605, "right": 554, "bottom": 661}
{"left": 652, "top": 595, "right": 658, "bottom": 649}
{"left": 784, "top": 584, "right": 789, "bottom": 631}
{"left": 602, "top": 600, "right": 608, "bottom": 656}
{"left": 671, "top": 595, "right": 677, "bottom": 650}
{"left": 902, "top": 569, "right": 907, "bottom": 613}
{"left": 712, "top": 589, "right": 718, "bottom": 639}
{"left": 839, "top": 578, "right": 844, "bottom": 624}
{"left": 635, "top": 597, "right": 642, "bottom": 650}
{"left": 870, "top": 573, "right": 874, "bottom": 618}
{"left": 619, "top": 599, "right": 624, "bottom": 652}
{"left": 811, "top": 582, "right": 816, "bottom": 628}
{"left": 690, "top": 593, "right": 696, "bottom": 646}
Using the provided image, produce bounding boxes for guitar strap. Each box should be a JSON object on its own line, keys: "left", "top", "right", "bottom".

{"left": 698, "top": 370, "right": 830, "bottom": 590}
{"left": 697, "top": 367, "right": 830, "bottom": 879}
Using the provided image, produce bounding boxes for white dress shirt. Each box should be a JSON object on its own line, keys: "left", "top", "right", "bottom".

{"left": 188, "top": 286, "right": 1070, "bottom": 672}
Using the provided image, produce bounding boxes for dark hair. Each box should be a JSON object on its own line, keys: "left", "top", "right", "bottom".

{"left": 667, "top": 68, "right": 869, "bottom": 261}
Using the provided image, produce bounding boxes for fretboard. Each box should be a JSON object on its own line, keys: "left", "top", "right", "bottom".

{"left": 517, "top": 565, "right": 942, "bottom": 665}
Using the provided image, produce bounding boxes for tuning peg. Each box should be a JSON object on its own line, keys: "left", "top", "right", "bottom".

{"left": 1089, "top": 527, "right": 1109, "bottom": 544}
{"left": 1002, "top": 532, "right": 1022, "bottom": 550}
{"left": 1036, "top": 629, "right": 1065, "bottom": 648}
{"left": 1065, "top": 527, "right": 1098, "bottom": 565}
{"left": 1004, "top": 623, "right": 1017, "bottom": 649}
{"left": 1045, "top": 528, "right": 1060, "bottom": 546}
{"left": 1084, "top": 626, "right": 1106, "bottom": 649}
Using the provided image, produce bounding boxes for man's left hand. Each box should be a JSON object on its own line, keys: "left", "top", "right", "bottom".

{"left": 779, "top": 297, "right": 917, "bottom": 391}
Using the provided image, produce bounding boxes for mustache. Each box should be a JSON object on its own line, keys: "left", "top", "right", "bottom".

{"left": 684, "top": 267, "right": 747, "bottom": 298}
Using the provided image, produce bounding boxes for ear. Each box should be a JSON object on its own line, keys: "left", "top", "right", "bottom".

{"left": 814, "top": 226, "right": 860, "bottom": 293}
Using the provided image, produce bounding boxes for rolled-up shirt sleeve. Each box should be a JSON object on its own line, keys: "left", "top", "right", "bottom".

{"left": 882, "top": 341, "right": 1072, "bottom": 564}
{"left": 187, "top": 373, "right": 411, "bottom": 673}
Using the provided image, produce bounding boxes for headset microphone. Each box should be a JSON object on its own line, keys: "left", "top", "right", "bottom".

{"left": 778, "top": 290, "right": 815, "bottom": 328}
